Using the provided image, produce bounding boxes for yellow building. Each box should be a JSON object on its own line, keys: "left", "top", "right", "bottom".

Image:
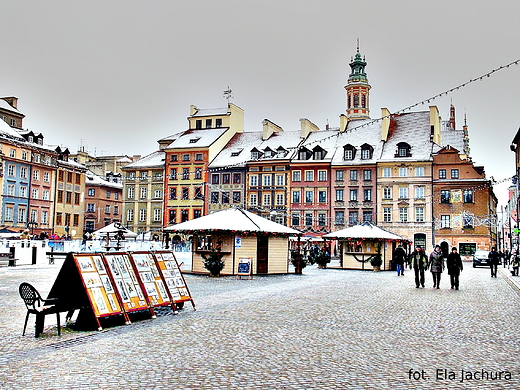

{"left": 53, "top": 147, "right": 87, "bottom": 238}
{"left": 161, "top": 103, "right": 244, "bottom": 225}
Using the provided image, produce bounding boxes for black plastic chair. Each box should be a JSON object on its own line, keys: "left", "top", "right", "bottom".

{"left": 19, "top": 282, "right": 61, "bottom": 337}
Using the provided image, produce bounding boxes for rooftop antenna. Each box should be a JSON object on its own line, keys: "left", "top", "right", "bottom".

{"left": 223, "top": 86, "right": 233, "bottom": 102}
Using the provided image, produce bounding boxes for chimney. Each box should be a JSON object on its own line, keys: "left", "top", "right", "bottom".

{"left": 299, "top": 118, "right": 319, "bottom": 139}
{"left": 381, "top": 108, "right": 391, "bottom": 141}
{"left": 262, "top": 119, "right": 283, "bottom": 140}
{"left": 189, "top": 105, "right": 198, "bottom": 116}
{"left": 429, "top": 106, "right": 441, "bottom": 145}
{"left": 1, "top": 96, "right": 18, "bottom": 109}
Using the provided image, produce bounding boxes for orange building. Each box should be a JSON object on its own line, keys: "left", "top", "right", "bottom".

{"left": 433, "top": 145, "right": 497, "bottom": 258}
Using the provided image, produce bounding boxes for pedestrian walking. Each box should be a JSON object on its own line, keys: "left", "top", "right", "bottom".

{"left": 393, "top": 245, "right": 407, "bottom": 276}
{"left": 488, "top": 247, "right": 500, "bottom": 278}
{"left": 429, "top": 245, "right": 444, "bottom": 289}
{"left": 410, "top": 245, "right": 428, "bottom": 288}
{"left": 446, "top": 247, "right": 463, "bottom": 290}
{"left": 511, "top": 252, "right": 519, "bottom": 276}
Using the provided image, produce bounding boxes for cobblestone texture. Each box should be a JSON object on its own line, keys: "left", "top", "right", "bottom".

{"left": 0, "top": 260, "right": 519, "bottom": 389}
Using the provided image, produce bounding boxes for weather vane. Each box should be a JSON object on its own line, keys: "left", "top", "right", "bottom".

{"left": 223, "top": 86, "right": 233, "bottom": 102}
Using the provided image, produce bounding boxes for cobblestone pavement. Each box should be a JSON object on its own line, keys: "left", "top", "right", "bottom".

{"left": 0, "top": 260, "right": 519, "bottom": 389}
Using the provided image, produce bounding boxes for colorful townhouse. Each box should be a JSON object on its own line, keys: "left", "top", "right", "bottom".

{"left": 162, "top": 103, "right": 244, "bottom": 225}
{"left": 289, "top": 119, "right": 335, "bottom": 235}
{"left": 84, "top": 170, "right": 124, "bottom": 233}
{"left": 120, "top": 150, "right": 165, "bottom": 237}
{"left": 53, "top": 147, "right": 87, "bottom": 239}
{"left": 376, "top": 107, "right": 440, "bottom": 253}
{"left": 330, "top": 118, "right": 380, "bottom": 230}
{"left": 245, "top": 120, "right": 302, "bottom": 224}
{"left": 433, "top": 138, "right": 497, "bottom": 255}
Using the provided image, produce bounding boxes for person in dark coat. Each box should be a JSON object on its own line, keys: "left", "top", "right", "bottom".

{"left": 429, "top": 245, "right": 444, "bottom": 289}
{"left": 446, "top": 247, "right": 463, "bottom": 290}
{"left": 488, "top": 247, "right": 500, "bottom": 278}
{"left": 409, "top": 245, "right": 428, "bottom": 288}
{"left": 393, "top": 245, "right": 407, "bottom": 276}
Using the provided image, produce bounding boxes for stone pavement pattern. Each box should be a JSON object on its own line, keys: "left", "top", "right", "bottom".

{"left": 0, "top": 261, "right": 519, "bottom": 389}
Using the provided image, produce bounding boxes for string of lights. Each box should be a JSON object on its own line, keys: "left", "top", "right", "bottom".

{"left": 118, "top": 57, "right": 520, "bottom": 182}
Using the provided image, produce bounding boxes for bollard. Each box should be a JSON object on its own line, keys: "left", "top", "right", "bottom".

{"left": 32, "top": 245, "right": 37, "bottom": 265}
{"left": 49, "top": 247, "right": 55, "bottom": 265}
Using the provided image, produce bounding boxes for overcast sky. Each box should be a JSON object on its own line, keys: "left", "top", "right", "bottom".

{"left": 1, "top": 1, "right": 519, "bottom": 206}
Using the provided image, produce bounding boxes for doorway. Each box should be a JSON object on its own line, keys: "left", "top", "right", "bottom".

{"left": 257, "top": 235, "right": 268, "bottom": 274}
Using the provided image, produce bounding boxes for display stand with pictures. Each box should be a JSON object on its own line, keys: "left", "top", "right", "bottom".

{"left": 130, "top": 252, "right": 175, "bottom": 313}
{"left": 46, "top": 251, "right": 195, "bottom": 331}
{"left": 236, "top": 257, "right": 253, "bottom": 280}
{"left": 104, "top": 252, "right": 153, "bottom": 324}
{"left": 153, "top": 250, "right": 196, "bottom": 312}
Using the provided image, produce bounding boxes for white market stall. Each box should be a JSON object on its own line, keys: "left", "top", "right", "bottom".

{"left": 164, "top": 208, "right": 302, "bottom": 275}
{"left": 323, "top": 222, "right": 410, "bottom": 270}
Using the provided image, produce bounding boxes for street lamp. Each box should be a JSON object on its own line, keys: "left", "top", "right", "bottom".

{"left": 27, "top": 221, "right": 38, "bottom": 236}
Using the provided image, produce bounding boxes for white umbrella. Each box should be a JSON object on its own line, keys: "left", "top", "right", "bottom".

{"left": 92, "top": 222, "right": 138, "bottom": 239}
{"left": 323, "top": 222, "right": 407, "bottom": 240}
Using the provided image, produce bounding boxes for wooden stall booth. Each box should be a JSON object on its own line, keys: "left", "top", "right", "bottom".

{"left": 164, "top": 208, "right": 302, "bottom": 276}
{"left": 323, "top": 222, "right": 410, "bottom": 270}
{"left": 46, "top": 250, "right": 195, "bottom": 331}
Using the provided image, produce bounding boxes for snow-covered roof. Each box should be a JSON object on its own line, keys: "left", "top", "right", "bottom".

{"left": 57, "top": 158, "right": 87, "bottom": 171}
{"left": 295, "top": 129, "right": 338, "bottom": 163}
{"left": 85, "top": 170, "right": 123, "bottom": 189}
{"left": 378, "top": 111, "right": 433, "bottom": 162}
{"left": 165, "top": 207, "right": 302, "bottom": 235}
{"left": 158, "top": 130, "right": 187, "bottom": 144}
{"left": 209, "top": 132, "right": 261, "bottom": 168}
{"left": 0, "top": 119, "right": 25, "bottom": 140}
{"left": 323, "top": 222, "right": 407, "bottom": 240}
{"left": 117, "top": 156, "right": 133, "bottom": 163}
{"left": 122, "top": 150, "right": 165, "bottom": 169}
{"left": 440, "top": 121, "right": 466, "bottom": 152}
{"left": 0, "top": 99, "right": 23, "bottom": 115}
{"left": 192, "top": 107, "right": 228, "bottom": 117}
{"left": 331, "top": 119, "right": 383, "bottom": 165}
{"left": 166, "top": 128, "right": 229, "bottom": 149}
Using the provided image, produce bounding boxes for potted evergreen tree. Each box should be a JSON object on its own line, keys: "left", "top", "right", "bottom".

{"left": 201, "top": 248, "right": 225, "bottom": 277}
{"left": 370, "top": 254, "right": 382, "bottom": 272}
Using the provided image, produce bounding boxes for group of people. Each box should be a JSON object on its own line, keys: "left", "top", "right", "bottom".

{"left": 393, "top": 244, "right": 464, "bottom": 290}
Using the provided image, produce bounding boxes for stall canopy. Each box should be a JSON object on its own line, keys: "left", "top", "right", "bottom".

{"left": 164, "top": 207, "right": 302, "bottom": 235}
{"left": 323, "top": 222, "right": 407, "bottom": 241}
{"left": 92, "top": 222, "right": 138, "bottom": 239}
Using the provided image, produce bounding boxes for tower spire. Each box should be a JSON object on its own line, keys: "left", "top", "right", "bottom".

{"left": 345, "top": 41, "right": 371, "bottom": 120}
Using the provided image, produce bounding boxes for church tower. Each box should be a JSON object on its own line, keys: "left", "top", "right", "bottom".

{"left": 345, "top": 42, "right": 371, "bottom": 120}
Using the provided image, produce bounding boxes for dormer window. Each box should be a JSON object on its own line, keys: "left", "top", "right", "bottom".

{"left": 360, "top": 144, "right": 373, "bottom": 160}
{"left": 313, "top": 146, "right": 326, "bottom": 160}
{"left": 264, "top": 148, "right": 274, "bottom": 158}
{"left": 251, "top": 148, "right": 262, "bottom": 160}
{"left": 28, "top": 136, "right": 33, "bottom": 143}
{"left": 396, "top": 142, "right": 412, "bottom": 157}
{"left": 344, "top": 145, "right": 356, "bottom": 160}
{"left": 276, "top": 147, "right": 287, "bottom": 158}
{"left": 298, "top": 147, "right": 311, "bottom": 160}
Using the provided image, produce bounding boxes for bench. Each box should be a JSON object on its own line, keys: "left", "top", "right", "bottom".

{"left": 45, "top": 251, "right": 69, "bottom": 265}
{"left": 0, "top": 252, "right": 17, "bottom": 266}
